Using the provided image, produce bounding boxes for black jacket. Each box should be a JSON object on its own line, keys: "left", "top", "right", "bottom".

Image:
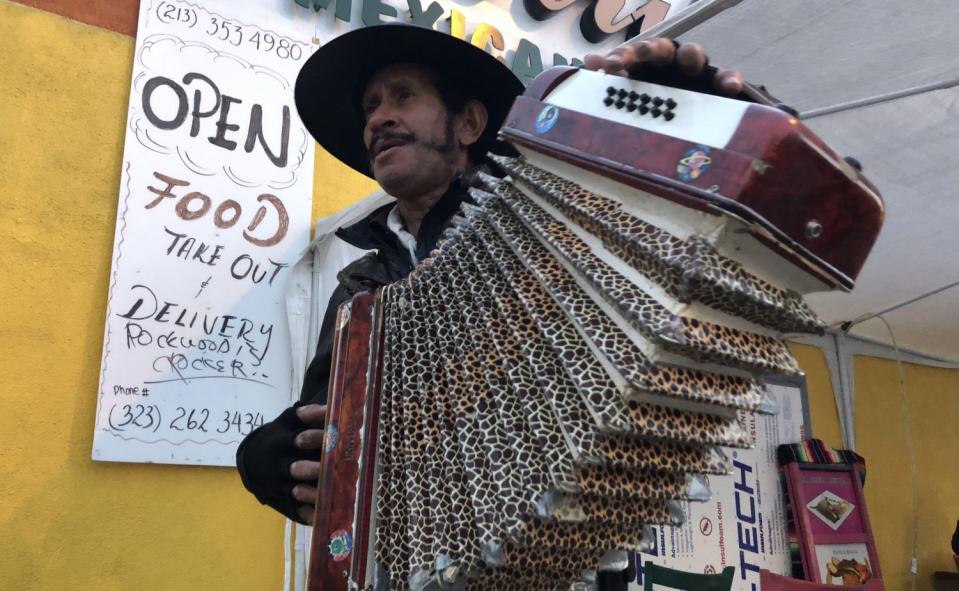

{"left": 235, "top": 177, "right": 471, "bottom": 522}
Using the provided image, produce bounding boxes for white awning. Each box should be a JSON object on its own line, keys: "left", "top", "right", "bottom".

{"left": 676, "top": 0, "right": 959, "bottom": 362}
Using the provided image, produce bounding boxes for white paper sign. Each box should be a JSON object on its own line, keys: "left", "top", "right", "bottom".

{"left": 93, "top": 0, "right": 315, "bottom": 466}
{"left": 632, "top": 380, "right": 808, "bottom": 590}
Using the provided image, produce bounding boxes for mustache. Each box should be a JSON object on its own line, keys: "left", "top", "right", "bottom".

{"left": 368, "top": 131, "right": 417, "bottom": 160}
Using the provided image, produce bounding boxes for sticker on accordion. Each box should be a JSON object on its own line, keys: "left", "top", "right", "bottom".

{"left": 535, "top": 105, "right": 559, "bottom": 134}
{"left": 328, "top": 530, "right": 353, "bottom": 561}
{"left": 677, "top": 144, "right": 712, "bottom": 182}
{"left": 324, "top": 424, "right": 339, "bottom": 453}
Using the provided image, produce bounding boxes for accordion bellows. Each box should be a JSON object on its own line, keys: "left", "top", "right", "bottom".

{"left": 308, "top": 68, "right": 883, "bottom": 591}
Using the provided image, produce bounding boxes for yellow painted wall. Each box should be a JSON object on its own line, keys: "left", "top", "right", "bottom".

{"left": 312, "top": 145, "right": 379, "bottom": 219}
{"left": 0, "top": 2, "right": 377, "bottom": 589}
{"left": 788, "top": 343, "right": 959, "bottom": 590}
{"left": 788, "top": 343, "right": 844, "bottom": 449}
{"left": 854, "top": 356, "right": 959, "bottom": 590}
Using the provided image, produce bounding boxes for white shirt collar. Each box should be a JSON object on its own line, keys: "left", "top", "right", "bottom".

{"left": 386, "top": 204, "right": 419, "bottom": 266}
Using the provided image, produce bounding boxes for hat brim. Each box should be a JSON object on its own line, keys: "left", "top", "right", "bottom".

{"left": 295, "top": 24, "right": 524, "bottom": 178}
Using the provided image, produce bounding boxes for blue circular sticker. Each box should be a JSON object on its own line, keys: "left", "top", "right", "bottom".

{"left": 324, "top": 424, "right": 339, "bottom": 453}
{"left": 328, "top": 530, "right": 353, "bottom": 562}
{"left": 677, "top": 145, "right": 712, "bottom": 182}
{"left": 535, "top": 105, "right": 560, "bottom": 134}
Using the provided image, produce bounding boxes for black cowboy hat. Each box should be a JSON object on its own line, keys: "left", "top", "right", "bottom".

{"left": 294, "top": 24, "right": 524, "bottom": 178}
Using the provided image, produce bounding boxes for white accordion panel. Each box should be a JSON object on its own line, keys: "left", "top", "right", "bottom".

{"left": 544, "top": 69, "right": 750, "bottom": 150}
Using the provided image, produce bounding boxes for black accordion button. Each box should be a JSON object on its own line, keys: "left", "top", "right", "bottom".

{"left": 606, "top": 86, "right": 617, "bottom": 96}
{"left": 663, "top": 111, "right": 675, "bottom": 121}
{"left": 652, "top": 97, "right": 664, "bottom": 107}
{"left": 651, "top": 107, "right": 662, "bottom": 118}
{"left": 617, "top": 88, "right": 628, "bottom": 98}
{"left": 638, "top": 105, "right": 650, "bottom": 115}
{"left": 615, "top": 99, "right": 626, "bottom": 109}
{"left": 639, "top": 93, "right": 651, "bottom": 104}
{"left": 626, "top": 103, "right": 637, "bottom": 112}
{"left": 665, "top": 98, "right": 677, "bottom": 109}
{"left": 603, "top": 96, "right": 614, "bottom": 106}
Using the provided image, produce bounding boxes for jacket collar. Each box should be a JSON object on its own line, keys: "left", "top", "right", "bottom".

{"left": 334, "top": 174, "right": 472, "bottom": 251}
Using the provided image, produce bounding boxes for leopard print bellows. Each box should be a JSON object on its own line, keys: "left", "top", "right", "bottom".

{"left": 308, "top": 156, "right": 829, "bottom": 591}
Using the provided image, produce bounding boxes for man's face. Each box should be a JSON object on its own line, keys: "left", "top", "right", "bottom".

{"left": 361, "top": 63, "right": 470, "bottom": 199}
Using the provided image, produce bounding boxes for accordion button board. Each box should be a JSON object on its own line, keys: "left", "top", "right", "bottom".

{"left": 506, "top": 67, "right": 884, "bottom": 291}
{"left": 308, "top": 68, "right": 884, "bottom": 591}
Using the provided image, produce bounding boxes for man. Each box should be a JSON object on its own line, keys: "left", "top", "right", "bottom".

{"left": 237, "top": 22, "right": 745, "bottom": 587}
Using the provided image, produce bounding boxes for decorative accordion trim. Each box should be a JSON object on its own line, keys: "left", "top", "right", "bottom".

{"left": 475, "top": 177, "right": 800, "bottom": 376}
{"left": 489, "top": 155, "right": 825, "bottom": 336}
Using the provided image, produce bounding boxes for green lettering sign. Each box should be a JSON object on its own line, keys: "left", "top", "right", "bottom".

{"left": 407, "top": 0, "right": 445, "bottom": 28}
{"left": 552, "top": 53, "right": 584, "bottom": 67}
{"left": 362, "top": 0, "right": 398, "bottom": 26}
{"left": 511, "top": 38, "right": 544, "bottom": 86}
{"left": 295, "top": 0, "right": 352, "bottom": 22}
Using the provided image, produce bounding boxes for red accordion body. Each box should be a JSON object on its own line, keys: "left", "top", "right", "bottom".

{"left": 504, "top": 67, "right": 884, "bottom": 290}
{"left": 309, "top": 293, "right": 384, "bottom": 591}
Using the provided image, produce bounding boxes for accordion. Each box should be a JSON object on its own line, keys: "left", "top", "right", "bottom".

{"left": 308, "top": 67, "right": 883, "bottom": 591}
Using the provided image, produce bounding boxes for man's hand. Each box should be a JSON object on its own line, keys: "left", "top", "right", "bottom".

{"left": 289, "top": 403, "right": 327, "bottom": 524}
{"left": 583, "top": 38, "right": 743, "bottom": 97}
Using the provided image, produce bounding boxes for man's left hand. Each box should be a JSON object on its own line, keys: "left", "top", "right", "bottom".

{"left": 583, "top": 38, "right": 743, "bottom": 97}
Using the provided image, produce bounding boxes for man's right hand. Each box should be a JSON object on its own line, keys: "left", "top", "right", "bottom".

{"left": 289, "top": 403, "right": 327, "bottom": 523}
{"left": 584, "top": 38, "right": 744, "bottom": 97}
